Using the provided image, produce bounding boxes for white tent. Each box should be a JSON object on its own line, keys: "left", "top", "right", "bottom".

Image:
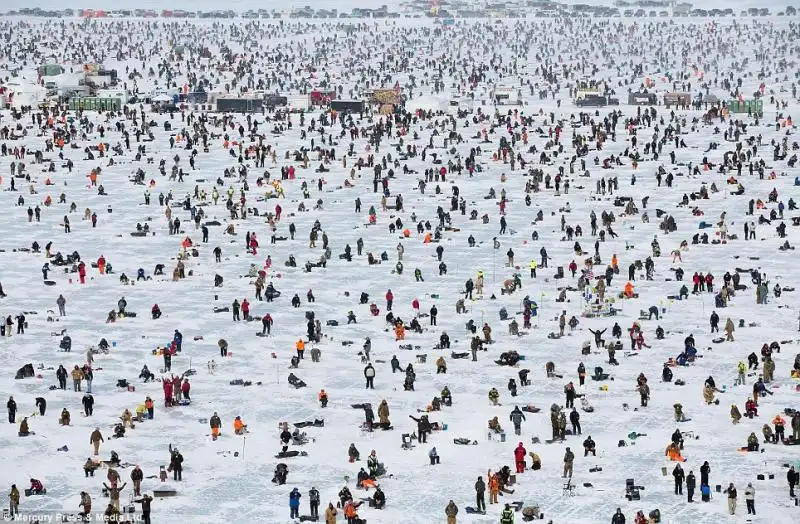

{"left": 405, "top": 94, "right": 445, "bottom": 112}
{"left": 4, "top": 81, "right": 46, "bottom": 108}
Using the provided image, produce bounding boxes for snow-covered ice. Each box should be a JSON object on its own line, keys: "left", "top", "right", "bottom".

{"left": 0, "top": 10, "right": 800, "bottom": 524}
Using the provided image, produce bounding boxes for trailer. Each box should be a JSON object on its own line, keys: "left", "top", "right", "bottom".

{"left": 330, "top": 100, "right": 365, "bottom": 113}
{"left": 96, "top": 89, "right": 132, "bottom": 105}
{"left": 628, "top": 92, "right": 657, "bottom": 106}
{"left": 576, "top": 94, "right": 618, "bottom": 108}
{"left": 85, "top": 68, "right": 118, "bottom": 88}
{"left": 215, "top": 96, "right": 264, "bottom": 113}
{"left": 183, "top": 91, "right": 209, "bottom": 104}
{"left": 287, "top": 95, "right": 311, "bottom": 110}
{"left": 265, "top": 95, "right": 288, "bottom": 108}
{"left": 574, "top": 85, "right": 603, "bottom": 101}
{"left": 309, "top": 89, "right": 336, "bottom": 106}
{"left": 663, "top": 92, "right": 691, "bottom": 109}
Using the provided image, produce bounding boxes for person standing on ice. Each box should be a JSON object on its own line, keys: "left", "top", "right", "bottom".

{"left": 445, "top": 500, "right": 458, "bottom": 524}
{"left": 563, "top": 447, "right": 574, "bottom": 478}
{"left": 56, "top": 294, "right": 66, "bottom": 316}
{"left": 324, "top": 503, "right": 337, "bottom": 524}
{"left": 90, "top": 427, "right": 104, "bottom": 455}
{"left": 744, "top": 483, "right": 755, "bottom": 515}
{"left": 7, "top": 396, "right": 16, "bottom": 423}
{"left": 514, "top": 442, "right": 527, "bottom": 473}
{"left": 672, "top": 463, "right": 685, "bottom": 495}
{"left": 724, "top": 483, "right": 737, "bottom": 515}
{"left": 288, "top": 488, "right": 301, "bottom": 518}
{"left": 173, "top": 330, "right": 183, "bottom": 352}
{"left": 686, "top": 470, "right": 696, "bottom": 502}
{"left": 168, "top": 445, "right": 183, "bottom": 481}
{"left": 509, "top": 406, "right": 525, "bottom": 435}
{"left": 724, "top": 318, "right": 735, "bottom": 341}
{"left": 231, "top": 299, "right": 240, "bottom": 321}
{"left": 364, "top": 363, "right": 376, "bottom": 389}
{"left": 385, "top": 289, "right": 393, "bottom": 311}
{"left": 307, "top": 487, "right": 320, "bottom": 519}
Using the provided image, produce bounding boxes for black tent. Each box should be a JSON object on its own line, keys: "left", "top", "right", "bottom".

{"left": 15, "top": 363, "right": 35, "bottom": 379}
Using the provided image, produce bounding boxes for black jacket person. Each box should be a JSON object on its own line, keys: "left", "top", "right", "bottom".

{"left": 474, "top": 476, "right": 486, "bottom": 512}
{"left": 509, "top": 407, "right": 526, "bottom": 434}
{"left": 673, "top": 464, "right": 685, "bottom": 494}
{"left": 409, "top": 415, "right": 431, "bottom": 443}
{"left": 168, "top": 444, "right": 183, "bottom": 481}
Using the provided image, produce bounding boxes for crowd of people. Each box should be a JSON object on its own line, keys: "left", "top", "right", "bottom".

{"left": 1, "top": 12, "right": 800, "bottom": 524}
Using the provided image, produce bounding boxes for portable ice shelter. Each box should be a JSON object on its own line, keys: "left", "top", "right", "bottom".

{"left": 15, "top": 363, "right": 35, "bottom": 380}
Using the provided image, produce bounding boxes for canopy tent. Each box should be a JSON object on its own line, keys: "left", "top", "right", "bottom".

{"left": 405, "top": 94, "right": 446, "bottom": 113}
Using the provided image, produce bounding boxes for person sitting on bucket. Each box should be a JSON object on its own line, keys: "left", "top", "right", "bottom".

{"left": 29, "top": 479, "right": 44, "bottom": 495}
{"left": 233, "top": 416, "right": 248, "bottom": 435}
{"left": 18, "top": 417, "right": 30, "bottom": 436}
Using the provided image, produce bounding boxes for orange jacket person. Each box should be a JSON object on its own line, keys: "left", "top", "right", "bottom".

{"left": 233, "top": 416, "right": 247, "bottom": 435}
{"left": 624, "top": 282, "right": 634, "bottom": 298}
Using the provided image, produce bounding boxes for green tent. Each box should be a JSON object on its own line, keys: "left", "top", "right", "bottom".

{"left": 37, "top": 64, "right": 64, "bottom": 76}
